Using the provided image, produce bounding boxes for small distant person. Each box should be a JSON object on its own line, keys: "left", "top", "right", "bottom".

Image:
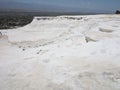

{"left": 0, "top": 32, "right": 2, "bottom": 36}
{"left": 0, "top": 32, "right": 2, "bottom": 38}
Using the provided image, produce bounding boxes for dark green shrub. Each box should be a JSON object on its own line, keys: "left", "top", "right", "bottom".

{"left": 0, "top": 14, "right": 33, "bottom": 29}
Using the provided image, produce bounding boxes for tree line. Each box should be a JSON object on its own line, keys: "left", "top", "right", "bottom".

{"left": 0, "top": 14, "right": 33, "bottom": 29}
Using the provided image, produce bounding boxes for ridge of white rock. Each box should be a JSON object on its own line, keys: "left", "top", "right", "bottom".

{"left": 0, "top": 15, "right": 120, "bottom": 90}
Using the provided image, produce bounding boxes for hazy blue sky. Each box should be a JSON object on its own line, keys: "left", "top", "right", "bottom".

{"left": 0, "top": 0, "right": 120, "bottom": 13}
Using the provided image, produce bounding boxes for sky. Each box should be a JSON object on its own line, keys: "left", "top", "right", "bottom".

{"left": 0, "top": 0, "right": 120, "bottom": 13}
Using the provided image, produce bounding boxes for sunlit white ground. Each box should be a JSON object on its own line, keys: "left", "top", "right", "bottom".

{"left": 0, "top": 15, "right": 120, "bottom": 90}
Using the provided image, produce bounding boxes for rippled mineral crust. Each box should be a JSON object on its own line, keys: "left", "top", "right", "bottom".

{"left": 0, "top": 15, "right": 120, "bottom": 90}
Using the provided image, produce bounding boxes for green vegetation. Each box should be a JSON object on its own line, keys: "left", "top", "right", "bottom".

{"left": 0, "top": 11, "right": 100, "bottom": 29}
{"left": 0, "top": 14, "right": 33, "bottom": 29}
{"left": 115, "top": 10, "right": 120, "bottom": 14}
